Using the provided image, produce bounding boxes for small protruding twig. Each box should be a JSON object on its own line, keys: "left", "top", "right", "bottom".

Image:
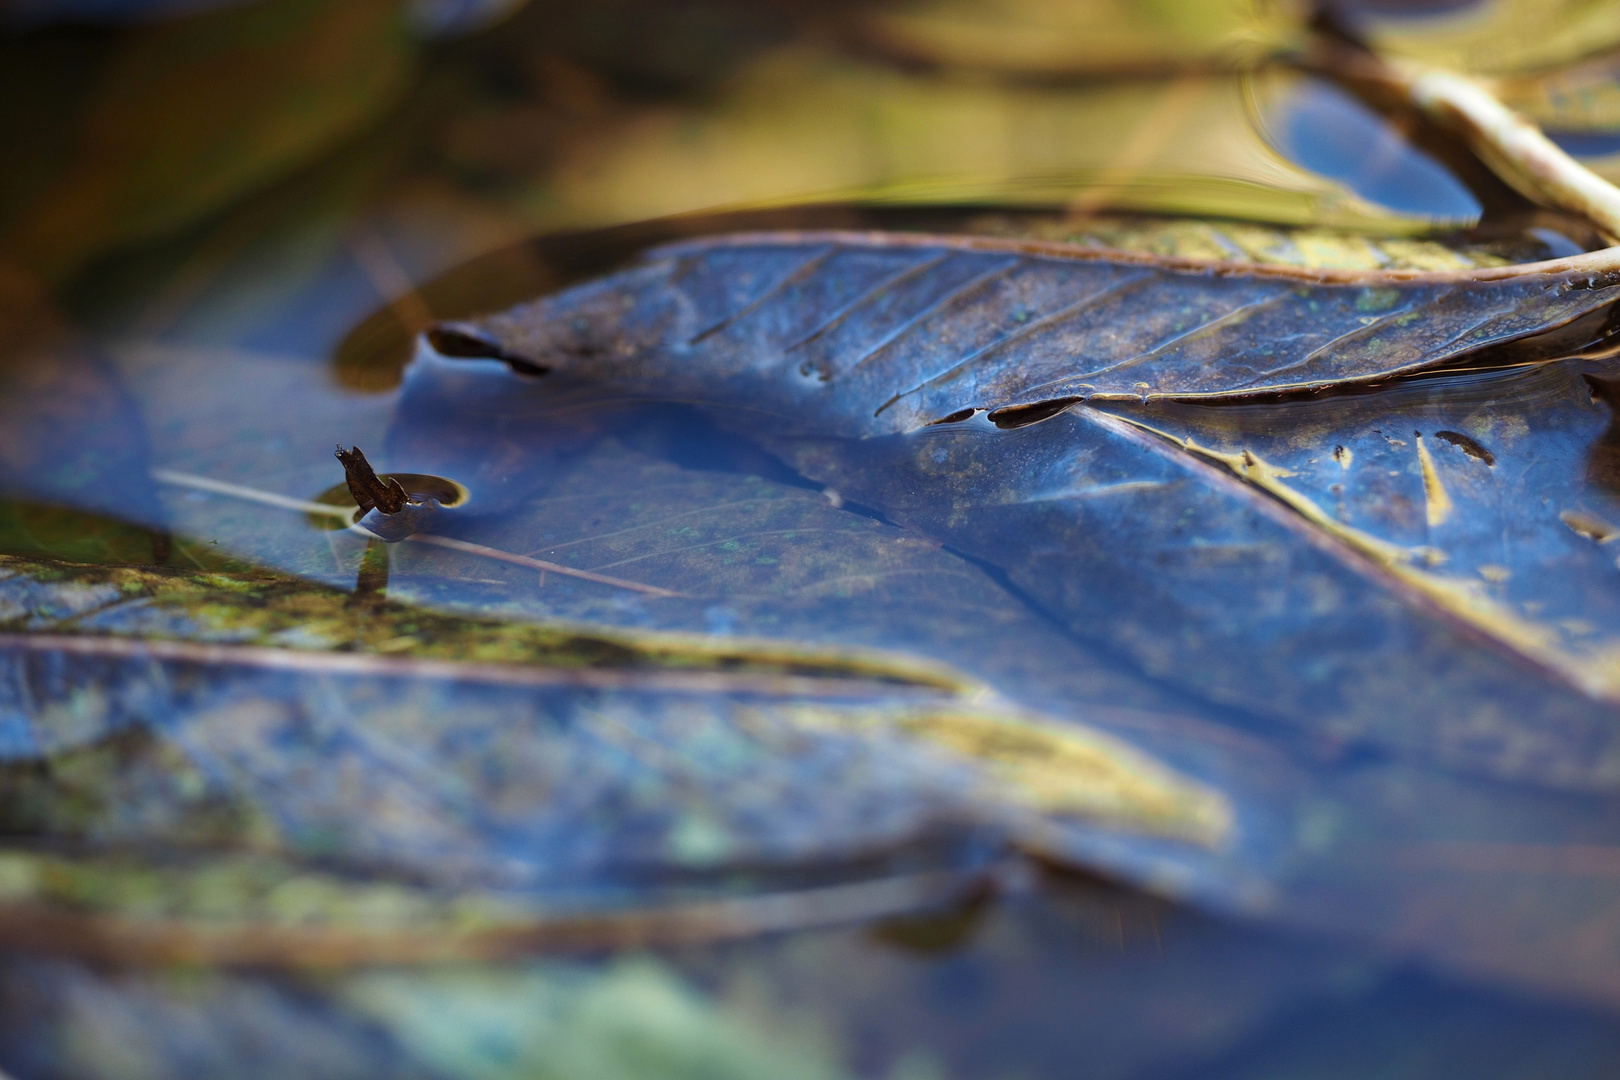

{"left": 335, "top": 445, "right": 407, "bottom": 515}
{"left": 1306, "top": 37, "right": 1620, "bottom": 245}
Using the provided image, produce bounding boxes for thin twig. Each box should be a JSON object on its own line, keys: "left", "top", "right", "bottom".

{"left": 151, "top": 468, "right": 349, "bottom": 518}
{"left": 151, "top": 468, "right": 684, "bottom": 598}
{"left": 1408, "top": 68, "right": 1620, "bottom": 243}
{"left": 1310, "top": 41, "right": 1620, "bottom": 244}
{"left": 399, "top": 532, "right": 684, "bottom": 598}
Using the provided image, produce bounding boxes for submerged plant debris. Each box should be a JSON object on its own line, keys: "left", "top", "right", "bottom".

{"left": 335, "top": 445, "right": 407, "bottom": 516}
{"left": 13, "top": 0, "right": 1620, "bottom": 1075}
{"left": 0, "top": 548, "right": 1232, "bottom": 962}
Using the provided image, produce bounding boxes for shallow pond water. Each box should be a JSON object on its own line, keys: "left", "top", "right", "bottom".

{"left": 8, "top": 1, "right": 1620, "bottom": 1076}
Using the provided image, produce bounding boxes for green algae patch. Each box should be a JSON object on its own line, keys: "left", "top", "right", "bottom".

{"left": 0, "top": 553, "right": 967, "bottom": 692}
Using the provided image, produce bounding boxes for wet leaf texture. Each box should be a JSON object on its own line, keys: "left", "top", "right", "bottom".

{"left": 371, "top": 283, "right": 1620, "bottom": 998}
{"left": 18, "top": 305, "right": 1620, "bottom": 992}
{"left": 435, "top": 233, "right": 1620, "bottom": 792}
{"left": 462, "top": 232, "right": 1620, "bottom": 438}
{"left": 765, "top": 399, "right": 1620, "bottom": 791}
{"left": 0, "top": 551, "right": 1229, "bottom": 959}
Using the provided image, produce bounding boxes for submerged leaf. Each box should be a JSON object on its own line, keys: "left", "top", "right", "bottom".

{"left": 344, "top": 961, "right": 856, "bottom": 1080}
{"left": 0, "top": 552, "right": 1230, "bottom": 959}
{"left": 0, "top": 552, "right": 969, "bottom": 689}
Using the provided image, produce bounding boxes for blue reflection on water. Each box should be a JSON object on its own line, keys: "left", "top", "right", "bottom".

{"left": 1550, "top": 129, "right": 1620, "bottom": 159}
{"left": 1267, "top": 76, "right": 1481, "bottom": 224}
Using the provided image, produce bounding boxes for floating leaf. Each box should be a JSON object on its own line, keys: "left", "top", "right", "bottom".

{"left": 428, "top": 231, "right": 1620, "bottom": 794}
{"left": 332, "top": 204, "right": 1577, "bottom": 394}
{"left": 760, "top": 389, "right": 1620, "bottom": 790}
{"left": 360, "top": 315, "right": 1620, "bottom": 1000}
{"left": 301, "top": 225, "right": 1620, "bottom": 1005}
{"left": 450, "top": 231, "right": 1620, "bottom": 437}
{"left": 14, "top": 267, "right": 1620, "bottom": 1000}
{"left": 16, "top": 0, "right": 1620, "bottom": 1066}
{"left": 1097, "top": 361, "right": 1620, "bottom": 702}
